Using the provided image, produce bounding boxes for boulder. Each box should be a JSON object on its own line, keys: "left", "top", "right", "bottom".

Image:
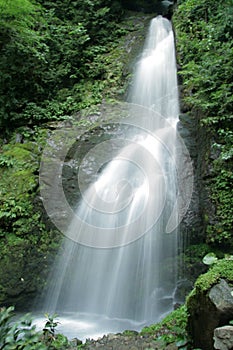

{"left": 188, "top": 279, "right": 233, "bottom": 350}
{"left": 214, "top": 326, "right": 233, "bottom": 350}
{"left": 209, "top": 280, "right": 233, "bottom": 318}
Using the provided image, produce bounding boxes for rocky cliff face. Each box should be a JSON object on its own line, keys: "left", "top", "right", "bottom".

{"left": 120, "top": 0, "right": 174, "bottom": 16}
{"left": 176, "top": 86, "right": 211, "bottom": 289}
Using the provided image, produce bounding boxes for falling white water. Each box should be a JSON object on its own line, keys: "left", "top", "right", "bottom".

{"left": 41, "top": 16, "right": 180, "bottom": 340}
{"left": 131, "top": 16, "right": 179, "bottom": 124}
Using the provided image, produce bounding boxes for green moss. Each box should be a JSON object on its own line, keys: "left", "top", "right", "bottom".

{"left": 0, "top": 127, "right": 61, "bottom": 306}
{"left": 122, "top": 330, "right": 138, "bottom": 336}
{"left": 4, "top": 144, "right": 35, "bottom": 160}
{"left": 195, "top": 258, "right": 233, "bottom": 292}
{"left": 186, "top": 258, "right": 233, "bottom": 313}
{"left": 0, "top": 143, "right": 38, "bottom": 228}
{"left": 0, "top": 142, "right": 39, "bottom": 199}
{"left": 140, "top": 306, "right": 188, "bottom": 345}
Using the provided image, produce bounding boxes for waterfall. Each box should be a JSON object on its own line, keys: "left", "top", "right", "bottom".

{"left": 40, "top": 16, "right": 183, "bottom": 339}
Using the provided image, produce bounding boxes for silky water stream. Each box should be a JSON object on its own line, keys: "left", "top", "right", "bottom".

{"left": 35, "top": 16, "right": 189, "bottom": 341}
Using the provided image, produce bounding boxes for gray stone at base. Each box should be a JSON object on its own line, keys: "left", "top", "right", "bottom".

{"left": 209, "top": 280, "right": 233, "bottom": 313}
{"left": 214, "top": 325, "right": 233, "bottom": 350}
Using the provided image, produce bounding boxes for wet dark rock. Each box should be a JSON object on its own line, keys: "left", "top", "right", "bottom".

{"left": 174, "top": 279, "right": 193, "bottom": 303}
{"left": 117, "top": 0, "right": 177, "bottom": 19}
{"left": 177, "top": 112, "right": 204, "bottom": 245}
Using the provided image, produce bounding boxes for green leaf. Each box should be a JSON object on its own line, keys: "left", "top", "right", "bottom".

{"left": 202, "top": 253, "right": 218, "bottom": 265}
{"left": 176, "top": 338, "right": 188, "bottom": 347}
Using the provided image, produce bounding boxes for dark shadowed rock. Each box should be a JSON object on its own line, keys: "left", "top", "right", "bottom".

{"left": 188, "top": 279, "right": 233, "bottom": 350}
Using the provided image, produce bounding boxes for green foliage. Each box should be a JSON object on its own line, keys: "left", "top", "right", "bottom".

{"left": 0, "top": 126, "right": 46, "bottom": 205}
{"left": 206, "top": 164, "right": 233, "bottom": 247}
{"left": 0, "top": 0, "right": 127, "bottom": 129}
{"left": 0, "top": 8, "right": 48, "bottom": 127}
{"left": 0, "top": 306, "right": 47, "bottom": 350}
{"left": 0, "top": 306, "right": 76, "bottom": 349}
{"left": 173, "top": 0, "right": 233, "bottom": 248}
{"left": 0, "top": 0, "right": 37, "bottom": 33}
{"left": 43, "top": 313, "right": 59, "bottom": 338}
{"left": 0, "top": 141, "right": 38, "bottom": 232}
{"left": 0, "top": 154, "right": 14, "bottom": 168}
{"left": 141, "top": 305, "right": 189, "bottom": 347}
{"left": 0, "top": 127, "right": 62, "bottom": 305}
{"left": 184, "top": 244, "right": 212, "bottom": 260}
{"left": 174, "top": 0, "right": 233, "bottom": 123}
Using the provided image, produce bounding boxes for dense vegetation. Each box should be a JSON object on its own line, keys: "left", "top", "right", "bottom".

{"left": 173, "top": 0, "right": 233, "bottom": 249}
{"left": 0, "top": 0, "right": 126, "bottom": 131}
{"left": 0, "top": 0, "right": 167, "bottom": 132}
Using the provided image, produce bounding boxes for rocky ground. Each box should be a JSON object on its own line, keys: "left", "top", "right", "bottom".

{"left": 73, "top": 332, "right": 179, "bottom": 350}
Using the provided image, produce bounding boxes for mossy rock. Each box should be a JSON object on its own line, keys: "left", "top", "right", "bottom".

{"left": 0, "top": 128, "right": 61, "bottom": 308}
{"left": 187, "top": 259, "right": 233, "bottom": 350}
